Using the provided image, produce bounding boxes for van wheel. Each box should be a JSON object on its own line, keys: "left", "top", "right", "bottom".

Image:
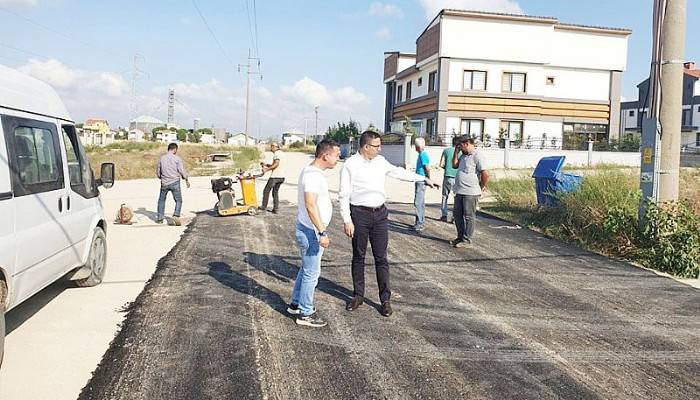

{"left": 75, "top": 227, "right": 107, "bottom": 287}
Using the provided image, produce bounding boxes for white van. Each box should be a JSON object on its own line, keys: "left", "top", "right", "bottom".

{"left": 0, "top": 65, "right": 115, "bottom": 365}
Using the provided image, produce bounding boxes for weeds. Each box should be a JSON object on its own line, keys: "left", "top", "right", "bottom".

{"left": 485, "top": 169, "right": 700, "bottom": 278}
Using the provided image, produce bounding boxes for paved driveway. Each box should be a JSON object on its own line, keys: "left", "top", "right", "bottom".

{"left": 78, "top": 203, "right": 699, "bottom": 400}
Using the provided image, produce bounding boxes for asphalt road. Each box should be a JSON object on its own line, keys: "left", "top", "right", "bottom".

{"left": 78, "top": 203, "right": 700, "bottom": 400}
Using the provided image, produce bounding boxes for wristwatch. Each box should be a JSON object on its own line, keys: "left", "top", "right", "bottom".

{"left": 319, "top": 231, "right": 327, "bottom": 237}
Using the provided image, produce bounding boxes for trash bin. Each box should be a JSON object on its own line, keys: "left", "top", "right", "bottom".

{"left": 532, "top": 156, "right": 583, "bottom": 206}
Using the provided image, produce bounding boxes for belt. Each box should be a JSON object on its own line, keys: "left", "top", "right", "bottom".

{"left": 350, "top": 204, "right": 386, "bottom": 212}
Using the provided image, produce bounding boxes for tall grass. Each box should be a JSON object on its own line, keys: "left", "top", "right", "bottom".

{"left": 485, "top": 169, "right": 700, "bottom": 278}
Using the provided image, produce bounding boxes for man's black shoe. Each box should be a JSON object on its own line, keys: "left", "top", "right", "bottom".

{"left": 296, "top": 313, "right": 327, "bottom": 328}
{"left": 380, "top": 300, "right": 393, "bottom": 317}
{"left": 439, "top": 216, "right": 448, "bottom": 222}
{"left": 346, "top": 296, "right": 364, "bottom": 311}
{"left": 271, "top": 209, "right": 278, "bottom": 214}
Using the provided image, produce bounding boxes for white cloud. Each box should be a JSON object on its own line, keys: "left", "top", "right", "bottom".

{"left": 369, "top": 2, "right": 404, "bottom": 18}
{"left": 0, "top": 0, "right": 38, "bottom": 6}
{"left": 375, "top": 27, "right": 392, "bottom": 40}
{"left": 19, "top": 59, "right": 128, "bottom": 97}
{"left": 13, "top": 58, "right": 381, "bottom": 137}
{"left": 418, "top": 0, "right": 524, "bottom": 19}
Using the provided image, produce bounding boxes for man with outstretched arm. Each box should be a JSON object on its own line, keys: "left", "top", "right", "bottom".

{"left": 339, "top": 131, "right": 438, "bottom": 317}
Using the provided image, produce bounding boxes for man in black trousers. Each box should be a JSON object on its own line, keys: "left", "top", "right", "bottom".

{"left": 339, "top": 131, "right": 438, "bottom": 316}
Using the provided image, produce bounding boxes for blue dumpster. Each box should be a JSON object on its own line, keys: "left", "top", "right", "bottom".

{"left": 532, "top": 156, "right": 583, "bottom": 206}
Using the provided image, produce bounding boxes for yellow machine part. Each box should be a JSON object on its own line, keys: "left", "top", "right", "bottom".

{"left": 240, "top": 177, "right": 257, "bottom": 206}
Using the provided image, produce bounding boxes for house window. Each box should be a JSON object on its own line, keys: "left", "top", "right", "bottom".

{"left": 426, "top": 118, "right": 435, "bottom": 141}
{"left": 502, "top": 72, "right": 526, "bottom": 93}
{"left": 546, "top": 76, "right": 555, "bottom": 85}
{"left": 428, "top": 71, "right": 437, "bottom": 92}
{"left": 460, "top": 119, "right": 484, "bottom": 137}
{"left": 406, "top": 81, "right": 412, "bottom": 101}
{"left": 628, "top": 110, "right": 635, "bottom": 117}
{"left": 397, "top": 85, "right": 403, "bottom": 103}
{"left": 499, "top": 120, "right": 524, "bottom": 145}
{"left": 682, "top": 109, "right": 691, "bottom": 126}
{"left": 417, "top": 77, "right": 423, "bottom": 87}
{"left": 463, "top": 70, "right": 487, "bottom": 91}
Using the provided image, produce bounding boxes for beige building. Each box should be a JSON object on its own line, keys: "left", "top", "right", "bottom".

{"left": 80, "top": 118, "right": 114, "bottom": 146}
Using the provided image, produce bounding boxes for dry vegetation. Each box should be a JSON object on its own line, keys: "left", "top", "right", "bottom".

{"left": 86, "top": 142, "right": 261, "bottom": 180}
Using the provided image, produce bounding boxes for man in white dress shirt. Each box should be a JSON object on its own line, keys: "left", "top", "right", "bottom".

{"left": 339, "top": 131, "right": 438, "bottom": 317}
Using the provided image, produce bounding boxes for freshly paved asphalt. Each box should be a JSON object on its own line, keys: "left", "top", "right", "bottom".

{"left": 78, "top": 203, "right": 700, "bottom": 400}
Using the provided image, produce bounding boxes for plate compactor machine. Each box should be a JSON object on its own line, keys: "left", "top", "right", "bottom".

{"left": 211, "top": 173, "right": 259, "bottom": 216}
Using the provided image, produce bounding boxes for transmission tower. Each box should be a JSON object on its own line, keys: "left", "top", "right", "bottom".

{"left": 129, "top": 54, "right": 146, "bottom": 130}
{"left": 167, "top": 89, "right": 175, "bottom": 126}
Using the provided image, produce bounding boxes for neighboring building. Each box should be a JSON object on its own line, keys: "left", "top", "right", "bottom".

{"left": 80, "top": 118, "right": 114, "bottom": 146}
{"left": 620, "top": 62, "right": 700, "bottom": 148}
{"left": 227, "top": 133, "right": 256, "bottom": 146}
{"left": 129, "top": 115, "right": 166, "bottom": 135}
{"left": 383, "top": 9, "right": 631, "bottom": 149}
{"left": 156, "top": 130, "right": 178, "bottom": 143}
{"left": 128, "top": 128, "right": 146, "bottom": 141}
{"left": 282, "top": 131, "right": 304, "bottom": 146}
{"left": 212, "top": 128, "right": 227, "bottom": 143}
{"left": 200, "top": 133, "right": 216, "bottom": 144}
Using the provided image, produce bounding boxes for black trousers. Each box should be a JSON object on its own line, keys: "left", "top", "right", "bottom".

{"left": 350, "top": 205, "right": 390, "bottom": 302}
{"left": 261, "top": 177, "right": 285, "bottom": 211}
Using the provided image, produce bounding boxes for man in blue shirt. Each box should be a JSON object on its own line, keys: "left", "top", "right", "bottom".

{"left": 413, "top": 137, "right": 430, "bottom": 232}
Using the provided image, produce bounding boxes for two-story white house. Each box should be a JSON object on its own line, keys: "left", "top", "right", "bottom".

{"left": 384, "top": 9, "right": 631, "bottom": 149}
{"left": 620, "top": 62, "right": 700, "bottom": 149}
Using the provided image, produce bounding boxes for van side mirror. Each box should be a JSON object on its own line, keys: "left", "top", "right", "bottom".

{"left": 97, "top": 163, "right": 115, "bottom": 189}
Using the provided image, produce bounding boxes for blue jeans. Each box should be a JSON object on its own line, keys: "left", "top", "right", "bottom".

{"left": 291, "top": 223, "right": 324, "bottom": 316}
{"left": 441, "top": 176, "right": 456, "bottom": 218}
{"left": 414, "top": 181, "right": 426, "bottom": 228}
{"left": 157, "top": 181, "right": 183, "bottom": 221}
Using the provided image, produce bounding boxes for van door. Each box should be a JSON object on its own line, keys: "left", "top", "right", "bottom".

{"left": 0, "top": 118, "right": 16, "bottom": 301}
{"left": 1, "top": 115, "right": 70, "bottom": 304}
{"left": 60, "top": 124, "right": 100, "bottom": 265}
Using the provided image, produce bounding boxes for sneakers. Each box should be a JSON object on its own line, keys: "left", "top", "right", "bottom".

{"left": 295, "top": 313, "right": 327, "bottom": 328}
{"left": 346, "top": 296, "right": 364, "bottom": 311}
{"left": 155, "top": 219, "right": 164, "bottom": 224}
{"left": 286, "top": 303, "right": 316, "bottom": 315}
{"left": 173, "top": 216, "right": 182, "bottom": 226}
{"left": 451, "top": 238, "right": 471, "bottom": 248}
{"left": 412, "top": 225, "right": 425, "bottom": 232}
{"left": 380, "top": 300, "right": 393, "bottom": 317}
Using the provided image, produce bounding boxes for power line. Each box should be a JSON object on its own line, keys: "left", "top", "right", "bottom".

{"left": 252, "top": 0, "right": 260, "bottom": 58}
{"left": 191, "top": 0, "right": 236, "bottom": 68}
{"left": 0, "top": 5, "right": 131, "bottom": 64}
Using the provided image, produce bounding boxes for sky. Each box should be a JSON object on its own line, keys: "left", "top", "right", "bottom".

{"left": 0, "top": 0, "right": 698, "bottom": 139}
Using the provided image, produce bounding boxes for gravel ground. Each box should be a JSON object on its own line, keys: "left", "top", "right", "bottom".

{"left": 78, "top": 203, "right": 700, "bottom": 400}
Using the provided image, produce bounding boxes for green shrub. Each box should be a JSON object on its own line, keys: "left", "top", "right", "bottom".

{"left": 289, "top": 141, "right": 305, "bottom": 149}
{"left": 638, "top": 201, "right": 700, "bottom": 278}
{"left": 486, "top": 169, "right": 700, "bottom": 278}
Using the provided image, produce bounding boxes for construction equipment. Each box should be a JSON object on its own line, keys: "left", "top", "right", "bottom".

{"left": 211, "top": 172, "right": 260, "bottom": 216}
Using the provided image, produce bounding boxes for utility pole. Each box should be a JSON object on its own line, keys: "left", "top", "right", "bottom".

{"left": 238, "top": 49, "right": 262, "bottom": 146}
{"left": 658, "top": 0, "right": 686, "bottom": 201}
{"left": 314, "top": 105, "right": 319, "bottom": 145}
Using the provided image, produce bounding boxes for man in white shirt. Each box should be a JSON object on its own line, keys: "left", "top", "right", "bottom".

{"left": 287, "top": 139, "right": 341, "bottom": 328}
{"left": 339, "top": 131, "right": 438, "bottom": 317}
{"left": 259, "top": 142, "right": 285, "bottom": 213}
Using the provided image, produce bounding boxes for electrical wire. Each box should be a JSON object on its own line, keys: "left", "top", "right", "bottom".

{"left": 191, "top": 0, "right": 237, "bottom": 68}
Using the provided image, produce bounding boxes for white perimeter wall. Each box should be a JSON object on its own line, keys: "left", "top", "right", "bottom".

{"left": 383, "top": 145, "right": 640, "bottom": 170}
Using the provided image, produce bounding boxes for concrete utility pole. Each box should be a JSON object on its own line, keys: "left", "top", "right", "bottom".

{"left": 658, "top": 0, "right": 686, "bottom": 201}
{"left": 314, "top": 106, "right": 319, "bottom": 145}
{"left": 238, "top": 49, "right": 262, "bottom": 146}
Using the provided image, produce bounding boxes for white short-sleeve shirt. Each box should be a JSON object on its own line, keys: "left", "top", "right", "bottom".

{"left": 269, "top": 150, "right": 284, "bottom": 178}
{"left": 297, "top": 164, "right": 332, "bottom": 230}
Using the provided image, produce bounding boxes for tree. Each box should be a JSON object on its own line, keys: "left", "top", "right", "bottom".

{"left": 197, "top": 128, "right": 213, "bottom": 136}
{"left": 187, "top": 130, "right": 202, "bottom": 143}
{"left": 151, "top": 126, "right": 168, "bottom": 141}
{"left": 176, "top": 128, "right": 188, "bottom": 142}
{"left": 325, "top": 119, "right": 360, "bottom": 143}
{"left": 366, "top": 123, "right": 381, "bottom": 133}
